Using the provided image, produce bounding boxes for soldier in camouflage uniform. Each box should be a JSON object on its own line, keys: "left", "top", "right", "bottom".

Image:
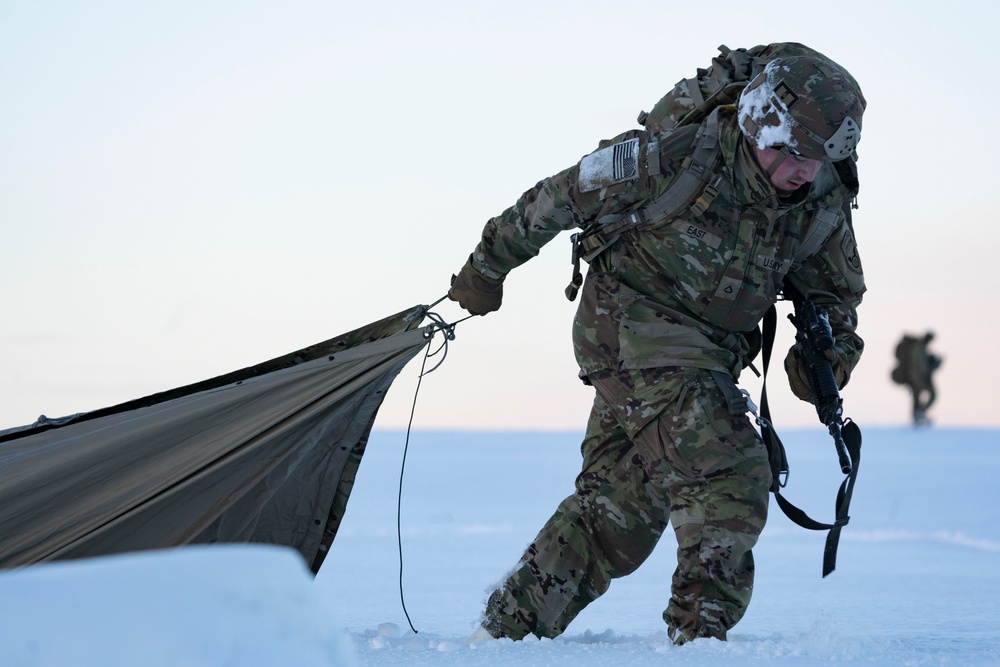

{"left": 891, "top": 331, "right": 941, "bottom": 426}
{"left": 448, "top": 51, "right": 866, "bottom": 644}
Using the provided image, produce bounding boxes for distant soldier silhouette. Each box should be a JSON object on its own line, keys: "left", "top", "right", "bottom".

{"left": 891, "top": 332, "right": 941, "bottom": 426}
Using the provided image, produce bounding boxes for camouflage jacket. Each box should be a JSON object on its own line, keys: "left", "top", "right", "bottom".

{"left": 469, "top": 107, "right": 866, "bottom": 381}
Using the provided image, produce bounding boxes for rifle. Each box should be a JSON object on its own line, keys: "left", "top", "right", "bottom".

{"left": 789, "top": 299, "right": 852, "bottom": 474}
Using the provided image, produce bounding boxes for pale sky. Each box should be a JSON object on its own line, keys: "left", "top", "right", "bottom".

{"left": 2, "top": 0, "right": 997, "bottom": 431}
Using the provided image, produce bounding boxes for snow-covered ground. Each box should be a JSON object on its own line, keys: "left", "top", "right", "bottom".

{"left": 1, "top": 426, "right": 998, "bottom": 666}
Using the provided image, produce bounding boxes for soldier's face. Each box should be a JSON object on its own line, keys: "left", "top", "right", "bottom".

{"left": 754, "top": 147, "right": 823, "bottom": 193}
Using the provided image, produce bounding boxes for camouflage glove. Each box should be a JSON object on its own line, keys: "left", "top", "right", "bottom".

{"left": 448, "top": 255, "right": 505, "bottom": 316}
{"left": 784, "top": 345, "right": 848, "bottom": 402}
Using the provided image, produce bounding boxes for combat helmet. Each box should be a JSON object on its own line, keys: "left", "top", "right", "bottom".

{"left": 737, "top": 55, "right": 865, "bottom": 162}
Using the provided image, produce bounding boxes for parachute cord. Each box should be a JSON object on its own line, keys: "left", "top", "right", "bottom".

{"left": 425, "top": 293, "right": 449, "bottom": 309}
{"left": 396, "top": 310, "right": 466, "bottom": 634}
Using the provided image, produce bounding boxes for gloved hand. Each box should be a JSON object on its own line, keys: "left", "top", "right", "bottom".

{"left": 448, "top": 255, "right": 505, "bottom": 315}
{"left": 784, "top": 344, "right": 846, "bottom": 402}
{"left": 784, "top": 346, "right": 814, "bottom": 401}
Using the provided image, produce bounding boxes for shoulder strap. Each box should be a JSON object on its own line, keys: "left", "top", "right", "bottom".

{"left": 757, "top": 305, "right": 789, "bottom": 490}
{"left": 572, "top": 109, "right": 725, "bottom": 266}
{"left": 790, "top": 204, "right": 840, "bottom": 271}
{"left": 566, "top": 111, "right": 726, "bottom": 300}
{"left": 638, "top": 108, "right": 724, "bottom": 223}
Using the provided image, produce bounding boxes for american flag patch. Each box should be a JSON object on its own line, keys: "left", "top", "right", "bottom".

{"left": 578, "top": 138, "right": 640, "bottom": 193}
{"left": 613, "top": 139, "right": 638, "bottom": 181}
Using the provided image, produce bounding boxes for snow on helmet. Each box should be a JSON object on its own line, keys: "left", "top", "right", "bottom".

{"left": 737, "top": 56, "right": 865, "bottom": 161}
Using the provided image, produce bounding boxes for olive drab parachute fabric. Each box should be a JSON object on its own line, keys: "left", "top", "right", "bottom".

{"left": 0, "top": 306, "right": 432, "bottom": 572}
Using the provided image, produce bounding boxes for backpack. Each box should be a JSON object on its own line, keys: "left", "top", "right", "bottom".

{"left": 565, "top": 43, "right": 856, "bottom": 302}
{"left": 891, "top": 336, "right": 921, "bottom": 385}
{"left": 637, "top": 42, "right": 832, "bottom": 133}
{"left": 891, "top": 335, "right": 941, "bottom": 386}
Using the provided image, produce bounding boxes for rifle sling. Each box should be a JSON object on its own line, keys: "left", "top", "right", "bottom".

{"left": 759, "top": 303, "right": 862, "bottom": 577}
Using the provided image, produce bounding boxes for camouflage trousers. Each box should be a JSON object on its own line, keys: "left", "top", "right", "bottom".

{"left": 483, "top": 366, "right": 771, "bottom": 644}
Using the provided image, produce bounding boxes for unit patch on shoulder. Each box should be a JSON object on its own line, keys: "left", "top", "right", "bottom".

{"left": 578, "top": 138, "right": 639, "bottom": 193}
{"left": 834, "top": 230, "right": 865, "bottom": 295}
{"left": 840, "top": 233, "right": 862, "bottom": 273}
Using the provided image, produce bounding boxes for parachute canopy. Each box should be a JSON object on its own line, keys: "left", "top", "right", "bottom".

{"left": 0, "top": 306, "right": 433, "bottom": 572}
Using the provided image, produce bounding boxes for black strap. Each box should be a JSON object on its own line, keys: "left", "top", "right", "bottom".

{"left": 758, "top": 304, "right": 862, "bottom": 577}
{"left": 759, "top": 305, "right": 788, "bottom": 491}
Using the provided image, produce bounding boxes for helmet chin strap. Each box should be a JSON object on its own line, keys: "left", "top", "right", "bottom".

{"left": 766, "top": 146, "right": 792, "bottom": 178}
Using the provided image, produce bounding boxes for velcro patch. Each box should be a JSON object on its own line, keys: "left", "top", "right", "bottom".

{"left": 757, "top": 253, "right": 785, "bottom": 272}
{"left": 713, "top": 275, "right": 742, "bottom": 301}
{"left": 774, "top": 80, "right": 799, "bottom": 109}
{"left": 671, "top": 220, "right": 722, "bottom": 248}
{"left": 578, "top": 138, "right": 639, "bottom": 193}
